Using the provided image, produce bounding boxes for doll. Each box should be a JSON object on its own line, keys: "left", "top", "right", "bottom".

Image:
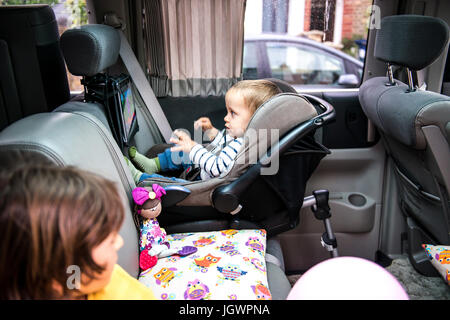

{"left": 132, "top": 184, "right": 197, "bottom": 270}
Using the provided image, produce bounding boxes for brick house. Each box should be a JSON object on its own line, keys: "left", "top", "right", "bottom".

{"left": 303, "top": 0, "right": 373, "bottom": 42}
{"left": 246, "top": 0, "right": 373, "bottom": 45}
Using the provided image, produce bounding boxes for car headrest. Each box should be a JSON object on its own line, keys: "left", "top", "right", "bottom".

{"left": 375, "top": 15, "right": 449, "bottom": 71}
{"left": 60, "top": 24, "right": 120, "bottom": 77}
{"left": 239, "top": 93, "right": 318, "bottom": 164}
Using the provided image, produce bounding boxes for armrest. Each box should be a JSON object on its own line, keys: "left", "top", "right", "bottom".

{"left": 212, "top": 163, "right": 262, "bottom": 214}
{"left": 162, "top": 185, "right": 191, "bottom": 207}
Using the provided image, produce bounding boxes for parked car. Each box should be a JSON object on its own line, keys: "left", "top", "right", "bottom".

{"left": 243, "top": 34, "right": 363, "bottom": 91}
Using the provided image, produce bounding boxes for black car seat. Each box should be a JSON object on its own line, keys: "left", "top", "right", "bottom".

{"left": 0, "top": 5, "right": 70, "bottom": 131}
{"left": 359, "top": 15, "right": 450, "bottom": 276}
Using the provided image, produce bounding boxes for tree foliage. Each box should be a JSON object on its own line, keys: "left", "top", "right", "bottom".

{"left": 0, "top": 0, "right": 59, "bottom": 4}
{"left": 65, "top": 0, "right": 87, "bottom": 26}
{"left": 0, "top": 0, "right": 87, "bottom": 27}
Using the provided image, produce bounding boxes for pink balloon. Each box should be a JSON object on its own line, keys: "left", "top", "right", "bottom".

{"left": 287, "top": 256, "right": 409, "bottom": 300}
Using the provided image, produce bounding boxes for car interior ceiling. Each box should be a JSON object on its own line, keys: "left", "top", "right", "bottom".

{"left": 0, "top": 0, "right": 449, "bottom": 300}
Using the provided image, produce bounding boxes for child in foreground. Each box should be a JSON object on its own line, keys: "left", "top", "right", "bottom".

{"left": 126, "top": 79, "right": 282, "bottom": 183}
{"left": 0, "top": 164, "right": 155, "bottom": 300}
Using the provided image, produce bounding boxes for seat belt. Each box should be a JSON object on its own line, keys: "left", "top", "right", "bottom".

{"left": 118, "top": 30, "right": 173, "bottom": 143}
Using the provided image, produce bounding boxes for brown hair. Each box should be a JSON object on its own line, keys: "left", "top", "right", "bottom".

{"left": 141, "top": 198, "right": 160, "bottom": 210}
{"left": 0, "top": 165, "right": 125, "bottom": 299}
{"left": 226, "top": 79, "right": 282, "bottom": 114}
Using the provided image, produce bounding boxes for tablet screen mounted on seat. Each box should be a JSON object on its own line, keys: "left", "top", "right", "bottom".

{"left": 115, "top": 79, "right": 137, "bottom": 144}
{"left": 83, "top": 73, "right": 138, "bottom": 150}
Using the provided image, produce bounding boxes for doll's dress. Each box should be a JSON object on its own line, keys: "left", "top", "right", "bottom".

{"left": 139, "top": 218, "right": 197, "bottom": 270}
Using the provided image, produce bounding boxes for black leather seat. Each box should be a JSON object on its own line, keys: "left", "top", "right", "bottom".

{"left": 359, "top": 15, "right": 450, "bottom": 275}
{"left": 0, "top": 5, "right": 70, "bottom": 131}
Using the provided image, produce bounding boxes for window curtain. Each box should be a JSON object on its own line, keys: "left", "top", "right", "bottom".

{"left": 143, "top": 0, "right": 246, "bottom": 97}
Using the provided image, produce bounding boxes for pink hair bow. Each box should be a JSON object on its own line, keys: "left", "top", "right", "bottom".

{"left": 132, "top": 184, "right": 166, "bottom": 206}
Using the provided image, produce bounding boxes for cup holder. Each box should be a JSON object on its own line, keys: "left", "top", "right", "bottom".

{"left": 348, "top": 193, "right": 367, "bottom": 207}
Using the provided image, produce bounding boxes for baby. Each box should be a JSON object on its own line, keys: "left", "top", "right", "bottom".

{"left": 126, "top": 79, "right": 281, "bottom": 183}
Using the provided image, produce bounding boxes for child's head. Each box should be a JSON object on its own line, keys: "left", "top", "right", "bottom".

{"left": 0, "top": 165, "right": 125, "bottom": 299}
{"left": 224, "top": 80, "right": 281, "bottom": 137}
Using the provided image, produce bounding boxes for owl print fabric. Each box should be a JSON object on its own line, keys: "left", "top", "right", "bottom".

{"left": 422, "top": 244, "right": 450, "bottom": 285}
{"left": 138, "top": 229, "right": 272, "bottom": 300}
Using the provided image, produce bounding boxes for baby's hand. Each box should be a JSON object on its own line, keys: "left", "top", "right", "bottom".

{"left": 170, "top": 130, "right": 197, "bottom": 153}
{"left": 194, "top": 117, "right": 214, "bottom": 131}
{"left": 194, "top": 117, "right": 219, "bottom": 141}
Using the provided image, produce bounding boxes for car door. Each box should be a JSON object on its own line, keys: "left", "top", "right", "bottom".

{"left": 278, "top": 87, "right": 387, "bottom": 272}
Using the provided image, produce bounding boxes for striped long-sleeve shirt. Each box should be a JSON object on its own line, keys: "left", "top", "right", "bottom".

{"left": 189, "top": 130, "right": 243, "bottom": 180}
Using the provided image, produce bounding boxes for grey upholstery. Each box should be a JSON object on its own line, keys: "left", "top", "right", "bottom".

{"left": 359, "top": 15, "right": 450, "bottom": 275}
{"left": 359, "top": 77, "right": 450, "bottom": 149}
{"left": 266, "top": 237, "right": 285, "bottom": 272}
{"left": 60, "top": 24, "right": 121, "bottom": 77}
{"left": 266, "top": 262, "right": 292, "bottom": 300}
{"left": 0, "top": 5, "right": 70, "bottom": 131}
{"left": 54, "top": 100, "right": 112, "bottom": 131}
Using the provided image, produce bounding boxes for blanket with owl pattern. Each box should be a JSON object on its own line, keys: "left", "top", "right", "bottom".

{"left": 138, "top": 229, "right": 272, "bottom": 300}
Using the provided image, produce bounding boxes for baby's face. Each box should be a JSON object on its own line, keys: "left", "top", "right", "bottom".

{"left": 224, "top": 92, "right": 253, "bottom": 138}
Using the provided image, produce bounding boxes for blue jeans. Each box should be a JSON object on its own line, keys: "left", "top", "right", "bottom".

{"left": 138, "top": 148, "right": 191, "bottom": 183}
{"left": 157, "top": 148, "right": 192, "bottom": 172}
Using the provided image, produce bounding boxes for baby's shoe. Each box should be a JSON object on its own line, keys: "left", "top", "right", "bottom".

{"left": 129, "top": 146, "right": 160, "bottom": 174}
{"left": 124, "top": 156, "right": 143, "bottom": 184}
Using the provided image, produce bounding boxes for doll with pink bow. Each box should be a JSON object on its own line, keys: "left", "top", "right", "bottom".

{"left": 132, "top": 184, "right": 197, "bottom": 270}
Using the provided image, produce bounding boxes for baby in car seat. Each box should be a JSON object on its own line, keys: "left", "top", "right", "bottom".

{"left": 125, "top": 79, "right": 282, "bottom": 184}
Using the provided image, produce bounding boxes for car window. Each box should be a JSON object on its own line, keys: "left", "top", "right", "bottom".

{"left": 244, "top": 0, "right": 371, "bottom": 90}
{"left": 243, "top": 42, "right": 261, "bottom": 80}
{"left": 266, "top": 42, "right": 345, "bottom": 85}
